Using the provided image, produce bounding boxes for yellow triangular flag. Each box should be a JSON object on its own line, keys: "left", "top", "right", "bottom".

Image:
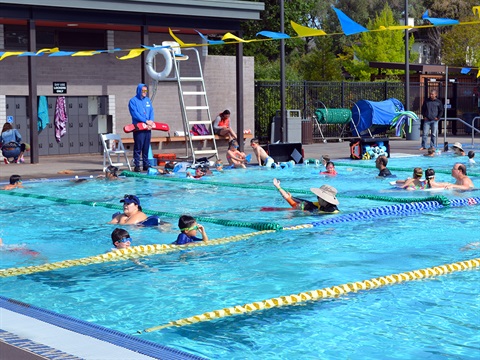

{"left": 290, "top": 21, "right": 326, "bottom": 37}
{"left": 222, "top": 32, "right": 250, "bottom": 42}
{"left": 168, "top": 28, "right": 196, "bottom": 47}
{"left": 477, "top": 69, "right": 480, "bottom": 78}
{"left": 473, "top": 6, "right": 480, "bottom": 18}
{"left": 0, "top": 52, "right": 24, "bottom": 61}
{"left": 37, "top": 47, "right": 59, "bottom": 55}
{"left": 71, "top": 51, "right": 100, "bottom": 57}
{"left": 117, "top": 48, "right": 146, "bottom": 60}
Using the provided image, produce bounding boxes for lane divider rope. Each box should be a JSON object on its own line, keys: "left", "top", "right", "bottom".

{"left": 140, "top": 257, "right": 480, "bottom": 333}
{"left": 0, "top": 230, "right": 275, "bottom": 278}
{"left": 334, "top": 162, "right": 480, "bottom": 177}
{"left": 0, "top": 191, "right": 280, "bottom": 231}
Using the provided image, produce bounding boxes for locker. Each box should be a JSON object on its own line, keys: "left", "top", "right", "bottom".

{"left": 78, "top": 115, "right": 89, "bottom": 135}
{"left": 98, "top": 96, "right": 108, "bottom": 115}
{"left": 78, "top": 134, "right": 89, "bottom": 154}
{"left": 69, "top": 138, "right": 79, "bottom": 154}
{"left": 57, "top": 135, "right": 69, "bottom": 155}
{"left": 47, "top": 97, "right": 56, "bottom": 117}
{"left": 78, "top": 97, "right": 88, "bottom": 115}
{"left": 67, "top": 97, "right": 78, "bottom": 116}
{"left": 68, "top": 115, "right": 79, "bottom": 135}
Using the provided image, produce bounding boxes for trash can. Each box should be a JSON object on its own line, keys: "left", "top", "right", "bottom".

{"left": 301, "top": 119, "right": 313, "bottom": 144}
{"left": 405, "top": 122, "right": 421, "bottom": 141}
{"left": 462, "top": 113, "right": 479, "bottom": 134}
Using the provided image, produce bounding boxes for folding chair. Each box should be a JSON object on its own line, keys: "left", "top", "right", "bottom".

{"left": 100, "top": 133, "right": 132, "bottom": 171}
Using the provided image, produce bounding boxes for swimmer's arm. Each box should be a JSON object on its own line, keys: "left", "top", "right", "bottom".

{"left": 273, "top": 180, "right": 297, "bottom": 207}
{"left": 197, "top": 224, "right": 208, "bottom": 243}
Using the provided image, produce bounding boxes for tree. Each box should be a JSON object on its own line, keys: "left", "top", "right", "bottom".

{"left": 294, "top": 36, "right": 343, "bottom": 81}
{"left": 441, "top": 18, "right": 480, "bottom": 67}
{"left": 422, "top": 0, "right": 478, "bottom": 63}
{"left": 339, "top": 4, "right": 416, "bottom": 81}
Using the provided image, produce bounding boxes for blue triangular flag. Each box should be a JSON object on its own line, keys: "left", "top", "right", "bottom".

{"left": 332, "top": 6, "right": 368, "bottom": 35}
{"left": 461, "top": 67, "right": 471, "bottom": 74}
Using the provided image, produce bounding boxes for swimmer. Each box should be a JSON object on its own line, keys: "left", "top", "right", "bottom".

{"left": 451, "top": 142, "right": 465, "bottom": 156}
{"left": 2, "top": 174, "right": 23, "bottom": 190}
{"left": 424, "top": 168, "right": 450, "bottom": 189}
{"left": 109, "top": 194, "right": 148, "bottom": 225}
{"left": 214, "top": 159, "right": 224, "bottom": 172}
{"left": 172, "top": 215, "right": 209, "bottom": 245}
{"left": 226, "top": 139, "right": 247, "bottom": 169}
{"left": 0, "top": 237, "right": 40, "bottom": 256}
{"left": 424, "top": 147, "right": 435, "bottom": 157}
{"left": 468, "top": 150, "right": 475, "bottom": 165}
{"left": 111, "top": 228, "right": 132, "bottom": 250}
{"left": 273, "top": 178, "right": 339, "bottom": 214}
{"left": 320, "top": 161, "right": 338, "bottom": 176}
{"left": 375, "top": 156, "right": 393, "bottom": 178}
{"left": 250, "top": 138, "right": 273, "bottom": 167}
{"left": 396, "top": 167, "right": 425, "bottom": 190}
{"left": 444, "top": 163, "right": 474, "bottom": 190}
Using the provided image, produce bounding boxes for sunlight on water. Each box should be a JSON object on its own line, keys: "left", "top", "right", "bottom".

{"left": 1, "top": 154, "right": 479, "bottom": 359}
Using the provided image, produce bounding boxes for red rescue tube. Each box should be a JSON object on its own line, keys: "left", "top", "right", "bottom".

{"left": 123, "top": 122, "right": 170, "bottom": 133}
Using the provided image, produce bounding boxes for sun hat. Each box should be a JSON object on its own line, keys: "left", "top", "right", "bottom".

{"left": 310, "top": 185, "right": 339, "bottom": 205}
{"left": 120, "top": 194, "right": 140, "bottom": 206}
{"left": 451, "top": 142, "right": 464, "bottom": 152}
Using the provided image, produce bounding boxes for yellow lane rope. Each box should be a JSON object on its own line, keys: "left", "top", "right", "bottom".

{"left": 141, "top": 257, "right": 480, "bottom": 333}
{"left": 0, "top": 230, "right": 274, "bottom": 278}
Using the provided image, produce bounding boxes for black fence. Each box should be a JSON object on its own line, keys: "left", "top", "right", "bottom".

{"left": 254, "top": 80, "right": 479, "bottom": 143}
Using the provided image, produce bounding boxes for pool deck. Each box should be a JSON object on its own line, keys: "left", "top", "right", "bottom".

{"left": 0, "top": 135, "right": 477, "bottom": 182}
{"left": 0, "top": 134, "right": 478, "bottom": 359}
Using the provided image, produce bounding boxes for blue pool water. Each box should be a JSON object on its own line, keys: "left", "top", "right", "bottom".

{"left": 1, "top": 153, "right": 479, "bottom": 359}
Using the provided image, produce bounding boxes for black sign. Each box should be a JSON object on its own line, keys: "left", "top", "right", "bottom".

{"left": 53, "top": 82, "right": 67, "bottom": 94}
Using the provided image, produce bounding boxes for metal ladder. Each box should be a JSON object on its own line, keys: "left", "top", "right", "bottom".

{"left": 172, "top": 47, "right": 219, "bottom": 164}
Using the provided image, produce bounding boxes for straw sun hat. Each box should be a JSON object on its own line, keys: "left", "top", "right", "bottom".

{"left": 451, "top": 142, "right": 464, "bottom": 152}
{"left": 310, "top": 185, "right": 339, "bottom": 205}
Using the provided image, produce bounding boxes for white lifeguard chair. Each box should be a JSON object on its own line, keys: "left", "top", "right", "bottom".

{"left": 100, "top": 133, "right": 132, "bottom": 171}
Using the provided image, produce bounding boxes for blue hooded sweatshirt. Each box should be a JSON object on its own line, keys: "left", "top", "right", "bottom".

{"left": 128, "top": 83, "right": 154, "bottom": 125}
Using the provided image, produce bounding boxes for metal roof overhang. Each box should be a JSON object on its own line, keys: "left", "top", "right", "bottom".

{"left": 0, "top": 0, "right": 264, "bottom": 33}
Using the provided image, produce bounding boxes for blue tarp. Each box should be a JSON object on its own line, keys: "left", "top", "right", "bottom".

{"left": 351, "top": 98, "right": 404, "bottom": 136}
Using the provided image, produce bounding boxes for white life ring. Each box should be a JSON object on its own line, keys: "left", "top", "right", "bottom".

{"left": 145, "top": 48, "right": 172, "bottom": 81}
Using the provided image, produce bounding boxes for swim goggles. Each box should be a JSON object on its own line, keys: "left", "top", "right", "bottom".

{"left": 117, "top": 237, "right": 132, "bottom": 243}
{"left": 180, "top": 225, "right": 199, "bottom": 232}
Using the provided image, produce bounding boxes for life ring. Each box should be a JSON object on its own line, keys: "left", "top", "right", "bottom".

{"left": 145, "top": 47, "right": 173, "bottom": 81}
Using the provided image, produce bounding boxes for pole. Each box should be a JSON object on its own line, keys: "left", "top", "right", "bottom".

{"left": 404, "top": 0, "right": 410, "bottom": 111}
{"left": 443, "top": 66, "right": 448, "bottom": 150}
{"left": 280, "top": 0, "right": 286, "bottom": 143}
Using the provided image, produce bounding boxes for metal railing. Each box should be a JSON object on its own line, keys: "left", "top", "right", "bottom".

{"left": 443, "top": 117, "right": 480, "bottom": 147}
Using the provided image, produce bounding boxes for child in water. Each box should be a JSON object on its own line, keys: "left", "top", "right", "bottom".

{"left": 172, "top": 215, "right": 209, "bottom": 245}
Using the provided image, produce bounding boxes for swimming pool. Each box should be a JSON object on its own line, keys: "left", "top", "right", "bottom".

{"left": 1, "top": 153, "right": 479, "bottom": 359}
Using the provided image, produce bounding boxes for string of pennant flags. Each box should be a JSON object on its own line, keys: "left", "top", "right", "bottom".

{"left": 1, "top": 5, "right": 480, "bottom": 76}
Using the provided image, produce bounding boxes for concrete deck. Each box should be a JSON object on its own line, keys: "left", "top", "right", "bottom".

{"left": 1, "top": 135, "right": 478, "bottom": 182}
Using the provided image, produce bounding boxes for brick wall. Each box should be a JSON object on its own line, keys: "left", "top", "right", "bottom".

{"left": 0, "top": 31, "right": 255, "bottom": 138}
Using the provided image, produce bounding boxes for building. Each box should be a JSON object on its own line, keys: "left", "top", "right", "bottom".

{"left": 0, "top": 0, "right": 264, "bottom": 162}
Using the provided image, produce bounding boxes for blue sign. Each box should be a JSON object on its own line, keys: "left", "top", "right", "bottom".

{"left": 7, "top": 116, "right": 13, "bottom": 123}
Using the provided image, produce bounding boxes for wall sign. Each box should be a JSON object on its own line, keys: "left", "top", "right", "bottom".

{"left": 53, "top": 82, "right": 67, "bottom": 94}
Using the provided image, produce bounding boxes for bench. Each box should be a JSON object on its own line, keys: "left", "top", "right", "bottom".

{"left": 122, "top": 133, "right": 253, "bottom": 151}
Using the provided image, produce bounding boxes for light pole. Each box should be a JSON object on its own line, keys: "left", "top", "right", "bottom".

{"left": 280, "top": 0, "right": 286, "bottom": 142}
{"left": 405, "top": 0, "right": 410, "bottom": 111}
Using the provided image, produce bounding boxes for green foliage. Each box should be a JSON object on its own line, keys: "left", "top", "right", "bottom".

{"left": 441, "top": 18, "right": 480, "bottom": 67}
{"left": 341, "top": 4, "right": 415, "bottom": 81}
{"left": 294, "top": 37, "right": 344, "bottom": 81}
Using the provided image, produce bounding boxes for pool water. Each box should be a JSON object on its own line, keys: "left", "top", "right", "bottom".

{"left": 1, "top": 153, "right": 479, "bottom": 359}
